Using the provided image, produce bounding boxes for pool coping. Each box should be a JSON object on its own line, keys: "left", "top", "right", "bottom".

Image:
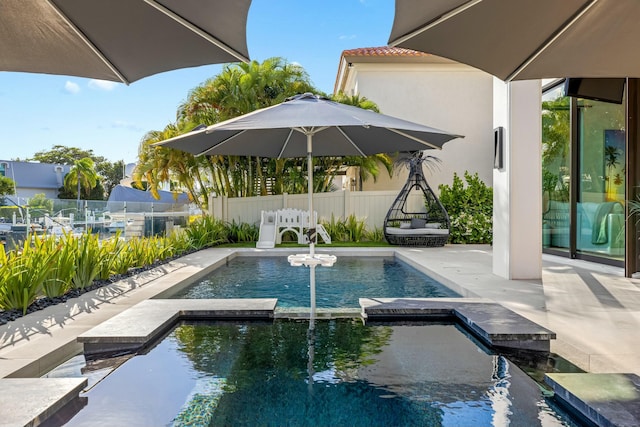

{"left": 78, "top": 298, "right": 278, "bottom": 357}
{"left": 76, "top": 296, "right": 556, "bottom": 358}
{"left": 0, "top": 377, "right": 87, "bottom": 427}
{"left": 0, "top": 247, "right": 622, "bottom": 427}
{"left": 360, "top": 297, "right": 556, "bottom": 352}
{"left": 545, "top": 373, "right": 640, "bottom": 427}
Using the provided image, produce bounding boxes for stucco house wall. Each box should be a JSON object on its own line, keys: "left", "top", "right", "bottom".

{"left": 334, "top": 48, "right": 494, "bottom": 193}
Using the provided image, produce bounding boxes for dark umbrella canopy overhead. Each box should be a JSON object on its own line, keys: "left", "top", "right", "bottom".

{"left": 389, "top": 0, "right": 640, "bottom": 81}
{"left": 0, "top": 0, "right": 251, "bottom": 84}
{"left": 157, "top": 93, "right": 462, "bottom": 157}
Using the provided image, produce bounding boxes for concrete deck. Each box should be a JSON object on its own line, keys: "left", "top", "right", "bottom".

{"left": 1, "top": 245, "right": 639, "bottom": 426}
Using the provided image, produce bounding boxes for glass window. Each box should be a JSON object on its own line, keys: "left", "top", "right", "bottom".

{"left": 577, "top": 98, "right": 625, "bottom": 259}
{"left": 542, "top": 85, "right": 570, "bottom": 252}
{"left": 542, "top": 81, "right": 626, "bottom": 263}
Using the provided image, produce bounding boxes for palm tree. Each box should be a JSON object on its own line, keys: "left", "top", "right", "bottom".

{"left": 136, "top": 123, "right": 208, "bottom": 212}
{"left": 141, "top": 60, "right": 394, "bottom": 200}
{"left": 64, "top": 157, "right": 98, "bottom": 208}
{"left": 179, "top": 57, "right": 315, "bottom": 124}
{"left": 605, "top": 145, "right": 620, "bottom": 195}
{"left": 331, "top": 92, "right": 380, "bottom": 112}
{"left": 173, "top": 57, "right": 317, "bottom": 198}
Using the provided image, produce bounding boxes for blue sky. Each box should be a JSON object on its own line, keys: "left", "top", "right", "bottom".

{"left": 0, "top": 0, "right": 395, "bottom": 164}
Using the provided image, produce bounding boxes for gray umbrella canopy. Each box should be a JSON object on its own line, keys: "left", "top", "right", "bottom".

{"left": 389, "top": 0, "right": 640, "bottom": 81}
{"left": 158, "top": 93, "right": 462, "bottom": 319}
{"left": 0, "top": 0, "right": 250, "bottom": 84}
{"left": 157, "top": 93, "right": 462, "bottom": 157}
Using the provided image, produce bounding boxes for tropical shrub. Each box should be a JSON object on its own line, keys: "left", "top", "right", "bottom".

{"left": 343, "top": 215, "right": 366, "bottom": 243}
{"left": 71, "top": 233, "right": 103, "bottom": 290}
{"left": 225, "top": 220, "right": 259, "bottom": 243}
{"left": 438, "top": 172, "right": 493, "bottom": 244}
{"left": 0, "top": 237, "right": 55, "bottom": 313}
{"left": 127, "top": 237, "right": 163, "bottom": 268}
{"left": 97, "top": 234, "right": 128, "bottom": 279}
{"left": 320, "top": 214, "right": 375, "bottom": 243}
{"left": 320, "top": 214, "right": 346, "bottom": 242}
{"left": 40, "top": 236, "right": 76, "bottom": 297}
{"left": 185, "top": 216, "right": 229, "bottom": 249}
{"left": 171, "top": 231, "right": 193, "bottom": 253}
{"left": 364, "top": 226, "right": 385, "bottom": 243}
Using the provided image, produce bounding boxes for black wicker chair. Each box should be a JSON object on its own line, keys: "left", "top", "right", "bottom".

{"left": 383, "top": 153, "right": 450, "bottom": 247}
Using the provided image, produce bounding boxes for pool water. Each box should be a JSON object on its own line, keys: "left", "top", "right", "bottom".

{"left": 52, "top": 320, "right": 585, "bottom": 427}
{"left": 170, "top": 256, "right": 460, "bottom": 307}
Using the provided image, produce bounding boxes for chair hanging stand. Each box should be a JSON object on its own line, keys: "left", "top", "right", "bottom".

{"left": 383, "top": 153, "right": 450, "bottom": 247}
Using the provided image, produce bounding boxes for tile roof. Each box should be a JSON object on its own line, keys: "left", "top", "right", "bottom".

{"left": 334, "top": 46, "right": 437, "bottom": 93}
{"left": 341, "top": 46, "right": 431, "bottom": 58}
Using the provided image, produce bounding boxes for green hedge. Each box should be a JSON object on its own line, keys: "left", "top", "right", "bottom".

{"left": 439, "top": 172, "right": 493, "bottom": 244}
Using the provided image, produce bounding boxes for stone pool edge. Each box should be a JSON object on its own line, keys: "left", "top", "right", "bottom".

{"left": 1, "top": 246, "right": 629, "bottom": 427}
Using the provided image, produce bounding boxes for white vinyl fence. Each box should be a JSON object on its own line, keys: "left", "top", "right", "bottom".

{"left": 209, "top": 190, "right": 426, "bottom": 229}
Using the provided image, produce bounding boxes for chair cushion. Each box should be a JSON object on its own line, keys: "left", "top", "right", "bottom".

{"left": 410, "top": 218, "right": 426, "bottom": 229}
{"left": 386, "top": 227, "right": 449, "bottom": 235}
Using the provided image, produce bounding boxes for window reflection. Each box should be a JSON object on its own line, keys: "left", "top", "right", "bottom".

{"left": 541, "top": 83, "right": 626, "bottom": 261}
{"left": 577, "top": 99, "right": 625, "bottom": 258}
{"left": 542, "top": 86, "right": 570, "bottom": 251}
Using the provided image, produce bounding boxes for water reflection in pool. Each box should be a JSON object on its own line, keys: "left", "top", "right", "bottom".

{"left": 170, "top": 256, "right": 460, "bottom": 308}
{"left": 53, "top": 320, "right": 584, "bottom": 427}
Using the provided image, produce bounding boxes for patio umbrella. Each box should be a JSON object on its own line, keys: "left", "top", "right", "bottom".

{"left": 0, "top": 0, "right": 250, "bottom": 84}
{"left": 157, "top": 92, "right": 462, "bottom": 320}
{"left": 388, "top": 0, "right": 640, "bottom": 82}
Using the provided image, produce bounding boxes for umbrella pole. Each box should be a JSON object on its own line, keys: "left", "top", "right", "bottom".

{"left": 307, "top": 133, "right": 315, "bottom": 257}
{"left": 287, "top": 130, "right": 334, "bottom": 326}
{"left": 307, "top": 133, "right": 317, "bottom": 321}
{"left": 309, "top": 264, "right": 317, "bottom": 326}
{"left": 307, "top": 312, "right": 315, "bottom": 393}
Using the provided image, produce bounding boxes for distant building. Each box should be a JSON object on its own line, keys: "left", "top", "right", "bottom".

{"left": 0, "top": 160, "right": 71, "bottom": 202}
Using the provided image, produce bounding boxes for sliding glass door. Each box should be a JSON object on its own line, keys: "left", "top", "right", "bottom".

{"left": 542, "top": 85, "right": 570, "bottom": 253}
{"left": 576, "top": 98, "right": 625, "bottom": 260}
{"left": 542, "top": 82, "right": 626, "bottom": 264}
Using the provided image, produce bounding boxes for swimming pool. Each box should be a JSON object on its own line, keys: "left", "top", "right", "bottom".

{"left": 169, "top": 256, "right": 460, "bottom": 307}
{"left": 48, "top": 320, "right": 584, "bottom": 427}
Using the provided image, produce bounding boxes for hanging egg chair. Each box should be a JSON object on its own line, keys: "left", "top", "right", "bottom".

{"left": 383, "top": 153, "right": 450, "bottom": 246}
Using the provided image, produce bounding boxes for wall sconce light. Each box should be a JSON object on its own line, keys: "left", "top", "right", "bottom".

{"left": 494, "top": 126, "right": 504, "bottom": 169}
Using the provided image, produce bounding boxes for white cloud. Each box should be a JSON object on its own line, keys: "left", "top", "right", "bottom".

{"left": 339, "top": 34, "right": 357, "bottom": 40}
{"left": 111, "top": 120, "right": 143, "bottom": 132}
{"left": 64, "top": 81, "right": 80, "bottom": 94}
{"left": 88, "top": 79, "right": 118, "bottom": 91}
